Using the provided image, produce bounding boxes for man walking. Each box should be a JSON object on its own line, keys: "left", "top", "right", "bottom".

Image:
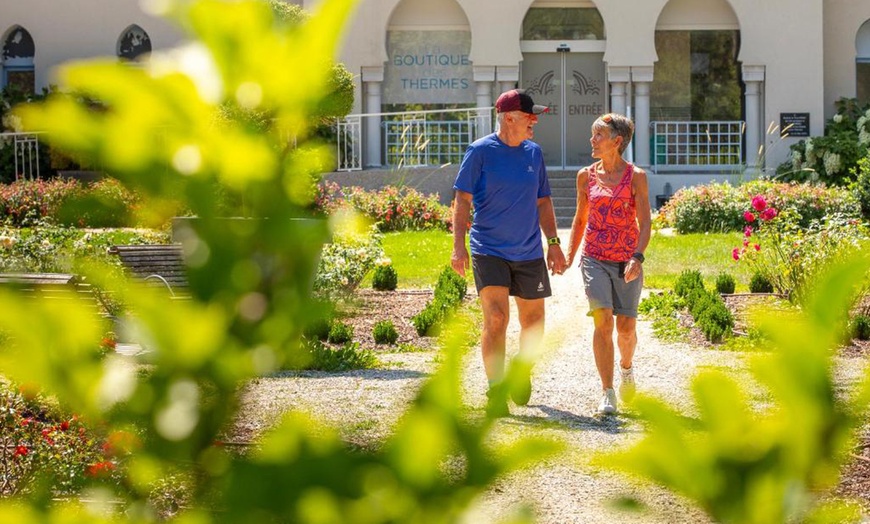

{"left": 451, "top": 89, "right": 566, "bottom": 417}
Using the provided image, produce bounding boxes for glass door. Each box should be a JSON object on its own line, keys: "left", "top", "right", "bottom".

{"left": 521, "top": 50, "right": 605, "bottom": 169}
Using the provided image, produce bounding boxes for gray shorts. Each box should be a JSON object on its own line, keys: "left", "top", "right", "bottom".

{"left": 472, "top": 254, "right": 551, "bottom": 299}
{"left": 580, "top": 255, "right": 642, "bottom": 317}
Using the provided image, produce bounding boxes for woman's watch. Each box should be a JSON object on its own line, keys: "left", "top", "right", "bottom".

{"left": 632, "top": 252, "right": 645, "bottom": 263}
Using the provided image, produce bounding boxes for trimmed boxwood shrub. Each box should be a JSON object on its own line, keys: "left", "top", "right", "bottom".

{"left": 715, "top": 273, "right": 736, "bottom": 294}
{"left": 851, "top": 315, "right": 870, "bottom": 341}
{"left": 327, "top": 321, "right": 354, "bottom": 344}
{"left": 674, "top": 269, "right": 705, "bottom": 298}
{"left": 372, "top": 320, "right": 399, "bottom": 345}
{"left": 749, "top": 272, "right": 774, "bottom": 293}
{"left": 411, "top": 267, "right": 468, "bottom": 336}
{"left": 372, "top": 263, "right": 398, "bottom": 291}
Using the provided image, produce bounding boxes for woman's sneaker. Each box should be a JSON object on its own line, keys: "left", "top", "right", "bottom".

{"left": 598, "top": 388, "right": 618, "bottom": 415}
{"left": 619, "top": 366, "right": 636, "bottom": 402}
{"left": 486, "top": 384, "right": 510, "bottom": 418}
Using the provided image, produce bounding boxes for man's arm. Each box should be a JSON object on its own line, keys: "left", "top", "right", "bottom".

{"left": 538, "top": 196, "right": 567, "bottom": 275}
{"left": 451, "top": 190, "right": 473, "bottom": 277}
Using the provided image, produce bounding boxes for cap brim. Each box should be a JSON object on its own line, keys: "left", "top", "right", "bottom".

{"left": 532, "top": 105, "right": 549, "bottom": 115}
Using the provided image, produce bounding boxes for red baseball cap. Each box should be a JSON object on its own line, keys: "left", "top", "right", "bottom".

{"left": 495, "top": 89, "right": 549, "bottom": 115}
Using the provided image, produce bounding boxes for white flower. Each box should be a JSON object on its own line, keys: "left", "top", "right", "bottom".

{"left": 858, "top": 116, "right": 867, "bottom": 131}
{"left": 0, "top": 235, "right": 16, "bottom": 249}
{"left": 1, "top": 113, "right": 22, "bottom": 133}
{"left": 790, "top": 150, "right": 802, "bottom": 171}
{"left": 833, "top": 113, "right": 843, "bottom": 123}
{"left": 804, "top": 139, "right": 816, "bottom": 165}
{"left": 860, "top": 129, "right": 870, "bottom": 146}
{"left": 823, "top": 151, "right": 842, "bottom": 175}
{"left": 865, "top": 108, "right": 870, "bottom": 118}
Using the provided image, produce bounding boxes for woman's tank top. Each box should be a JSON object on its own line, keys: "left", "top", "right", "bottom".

{"left": 582, "top": 162, "right": 639, "bottom": 262}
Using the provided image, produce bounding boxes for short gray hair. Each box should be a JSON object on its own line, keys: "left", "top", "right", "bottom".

{"left": 592, "top": 113, "right": 635, "bottom": 155}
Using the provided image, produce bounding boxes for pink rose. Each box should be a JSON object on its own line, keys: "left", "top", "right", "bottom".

{"left": 761, "top": 207, "right": 778, "bottom": 221}
{"left": 744, "top": 226, "right": 753, "bottom": 238}
{"left": 744, "top": 211, "right": 756, "bottom": 222}
{"left": 731, "top": 248, "right": 740, "bottom": 261}
{"left": 751, "top": 195, "right": 767, "bottom": 212}
{"left": 754, "top": 244, "right": 761, "bottom": 251}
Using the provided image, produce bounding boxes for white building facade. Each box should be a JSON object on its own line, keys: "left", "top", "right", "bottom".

{"left": 3, "top": 0, "right": 870, "bottom": 201}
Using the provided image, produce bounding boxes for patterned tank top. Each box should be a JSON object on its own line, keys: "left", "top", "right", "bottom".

{"left": 582, "top": 162, "right": 639, "bottom": 262}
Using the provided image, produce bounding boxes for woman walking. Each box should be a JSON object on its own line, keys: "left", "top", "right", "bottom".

{"left": 566, "top": 113, "right": 651, "bottom": 415}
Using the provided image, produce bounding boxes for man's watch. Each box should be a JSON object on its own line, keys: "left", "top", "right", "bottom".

{"left": 632, "top": 252, "right": 645, "bottom": 263}
{"left": 547, "top": 237, "right": 561, "bottom": 246}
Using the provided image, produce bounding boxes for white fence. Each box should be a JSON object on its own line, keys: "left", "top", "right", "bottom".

{"left": 651, "top": 121, "right": 744, "bottom": 170}
{"left": 335, "top": 107, "right": 493, "bottom": 172}
{"left": 0, "top": 132, "right": 42, "bottom": 180}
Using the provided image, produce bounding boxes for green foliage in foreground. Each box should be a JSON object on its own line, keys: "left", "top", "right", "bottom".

{"left": 601, "top": 251, "right": 870, "bottom": 523}
{"left": 0, "top": 0, "right": 560, "bottom": 521}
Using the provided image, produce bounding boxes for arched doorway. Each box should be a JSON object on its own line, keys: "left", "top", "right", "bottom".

{"left": 118, "top": 24, "right": 152, "bottom": 62}
{"left": 2, "top": 26, "right": 35, "bottom": 94}
{"left": 520, "top": 2, "right": 606, "bottom": 169}
{"left": 858, "top": 19, "right": 870, "bottom": 104}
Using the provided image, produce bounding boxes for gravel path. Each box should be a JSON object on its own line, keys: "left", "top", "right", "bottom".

{"left": 235, "top": 230, "right": 870, "bottom": 523}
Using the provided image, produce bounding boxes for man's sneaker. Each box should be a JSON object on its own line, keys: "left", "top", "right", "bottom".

{"left": 597, "top": 388, "right": 618, "bottom": 415}
{"left": 486, "top": 384, "right": 510, "bottom": 418}
{"left": 507, "top": 359, "right": 533, "bottom": 406}
{"left": 619, "top": 366, "right": 636, "bottom": 402}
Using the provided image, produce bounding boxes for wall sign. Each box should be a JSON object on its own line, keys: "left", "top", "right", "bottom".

{"left": 780, "top": 112, "right": 810, "bottom": 138}
{"left": 383, "top": 30, "right": 474, "bottom": 104}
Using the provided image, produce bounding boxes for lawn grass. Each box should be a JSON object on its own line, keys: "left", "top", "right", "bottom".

{"left": 645, "top": 230, "right": 753, "bottom": 291}
{"left": 375, "top": 229, "right": 754, "bottom": 292}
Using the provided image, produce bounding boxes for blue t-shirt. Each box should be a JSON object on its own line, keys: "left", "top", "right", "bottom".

{"left": 453, "top": 133, "right": 550, "bottom": 261}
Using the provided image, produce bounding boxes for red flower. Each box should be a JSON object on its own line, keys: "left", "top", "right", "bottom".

{"left": 86, "top": 461, "right": 116, "bottom": 478}
{"left": 732, "top": 248, "right": 741, "bottom": 261}
{"left": 60, "top": 420, "right": 70, "bottom": 431}
{"left": 744, "top": 211, "right": 756, "bottom": 222}
{"left": 743, "top": 226, "right": 753, "bottom": 238}
{"left": 760, "top": 207, "right": 778, "bottom": 221}
{"left": 754, "top": 244, "right": 761, "bottom": 251}
{"left": 751, "top": 195, "right": 767, "bottom": 212}
{"left": 14, "top": 445, "right": 27, "bottom": 457}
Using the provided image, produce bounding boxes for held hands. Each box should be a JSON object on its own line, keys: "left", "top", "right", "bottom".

{"left": 547, "top": 245, "right": 567, "bottom": 276}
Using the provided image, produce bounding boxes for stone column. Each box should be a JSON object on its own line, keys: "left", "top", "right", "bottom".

{"left": 742, "top": 65, "right": 766, "bottom": 171}
{"left": 473, "top": 66, "right": 496, "bottom": 139}
{"left": 631, "top": 66, "right": 654, "bottom": 167}
{"left": 362, "top": 66, "right": 384, "bottom": 168}
{"left": 496, "top": 65, "right": 519, "bottom": 96}
{"left": 608, "top": 66, "right": 631, "bottom": 116}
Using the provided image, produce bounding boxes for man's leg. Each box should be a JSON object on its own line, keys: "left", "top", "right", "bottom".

{"left": 509, "top": 297, "right": 545, "bottom": 405}
{"left": 478, "top": 286, "right": 511, "bottom": 383}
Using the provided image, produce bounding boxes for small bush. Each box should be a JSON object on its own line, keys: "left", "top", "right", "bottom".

{"left": 304, "top": 317, "right": 332, "bottom": 341}
{"left": 372, "top": 320, "right": 399, "bottom": 345}
{"left": 327, "top": 321, "right": 354, "bottom": 344}
{"left": 749, "top": 272, "right": 774, "bottom": 293}
{"left": 696, "top": 300, "right": 734, "bottom": 343}
{"left": 851, "top": 315, "right": 870, "bottom": 341}
{"left": 715, "top": 273, "right": 736, "bottom": 294}
{"left": 372, "top": 263, "right": 398, "bottom": 291}
{"left": 411, "top": 267, "right": 468, "bottom": 336}
{"left": 304, "top": 339, "right": 378, "bottom": 371}
{"left": 674, "top": 269, "right": 705, "bottom": 298}
{"left": 412, "top": 303, "right": 442, "bottom": 336}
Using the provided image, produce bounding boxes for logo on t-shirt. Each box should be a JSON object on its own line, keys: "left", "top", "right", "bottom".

{"left": 527, "top": 165, "right": 534, "bottom": 173}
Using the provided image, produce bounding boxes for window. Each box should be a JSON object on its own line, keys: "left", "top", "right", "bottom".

{"left": 118, "top": 25, "right": 152, "bottom": 61}
{"left": 2, "top": 26, "right": 35, "bottom": 94}
{"left": 651, "top": 30, "right": 742, "bottom": 121}
{"left": 522, "top": 8, "right": 604, "bottom": 41}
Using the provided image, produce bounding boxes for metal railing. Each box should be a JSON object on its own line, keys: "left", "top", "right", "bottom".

{"left": 651, "top": 121, "right": 744, "bottom": 169}
{"left": 0, "top": 132, "right": 42, "bottom": 180}
{"left": 335, "top": 107, "right": 492, "bottom": 172}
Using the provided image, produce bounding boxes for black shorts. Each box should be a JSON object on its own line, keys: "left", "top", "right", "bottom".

{"left": 471, "top": 254, "right": 551, "bottom": 299}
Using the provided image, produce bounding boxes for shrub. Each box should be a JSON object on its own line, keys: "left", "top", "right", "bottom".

{"left": 687, "top": 288, "right": 715, "bottom": 319}
{"left": 340, "top": 185, "right": 450, "bottom": 232}
{"left": 372, "top": 262, "right": 398, "bottom": 291}
{"left": 638, "top": 291, "right": 688, "bottom": 342}
{"left": 304, "top": 317, "right": 332, "bottom": 341}
{"left": 327, "top": 321, "right": 354, "bottom": 344}
{"left": 853, "top": 155, "right": 870, "bottom": 221}
{"left": 674, "top": 269, "right": 705, "bottom": 298}
{"left": 372, "top": 320, "right": 399, "bottom": 345}
{"left": 715, "top": 273, "right": 736, "bottom": 294}
{"left": 696, "top": 299, "right": 734, "bottom": 343}
{"left": 657, "top": 180, "right": 859, "bottom": 233}
{"left": 411, "top": 267, "right": 468, "bottom": 336}
{"left": 851, "top": 315, "right": 870, "bottom": 341}
{"left": 304, "top": 339, "right": 378, "bottom": 371}
{"left": 749, "top": 272, "right": 774, "bottom": 293}
{"left": 314, "top": 225, "right": 385, "bottom": 297}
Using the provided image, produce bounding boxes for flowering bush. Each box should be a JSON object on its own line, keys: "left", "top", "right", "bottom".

{"left": 0, "top": 178, "right": 141, "bottom": 227}
{"left": 0, "top": 380, "right": 126, "bottom": 495}
{"left": 313, "top": 225, "right": 385, "bottom": 297}
{"left": 658, "top": 179, "right": 859, "bottom": 233}
{"left": 732, "top": 194, "right": 870, "bottom": 303}
{"left": 776, "top": 97, "right": 870, "bottom": 186}
{"left": 315, "top": 183, "right": 450, "bottom": 232}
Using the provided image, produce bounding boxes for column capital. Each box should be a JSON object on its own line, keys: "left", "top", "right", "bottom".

{"left": 496, "top": 65, "right": 519, "bottom": 83}
{"left": 473, "top": 66, "right": 496, "bottom": 82}
{"left": 361, "top": 66, "right": 384, "bottom": 83}
{"left": 631, "top": 66, "right": 654, "bottom": 83}
{"left": 607, "top": 66, "right": 631, "bottom": 83}
{"left": 742, "top": 65, "right": 765, "bottom": 83}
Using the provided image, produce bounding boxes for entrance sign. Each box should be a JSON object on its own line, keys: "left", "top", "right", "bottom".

{"left": 384, "top": 31, "right": 474, "bottom": 104}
